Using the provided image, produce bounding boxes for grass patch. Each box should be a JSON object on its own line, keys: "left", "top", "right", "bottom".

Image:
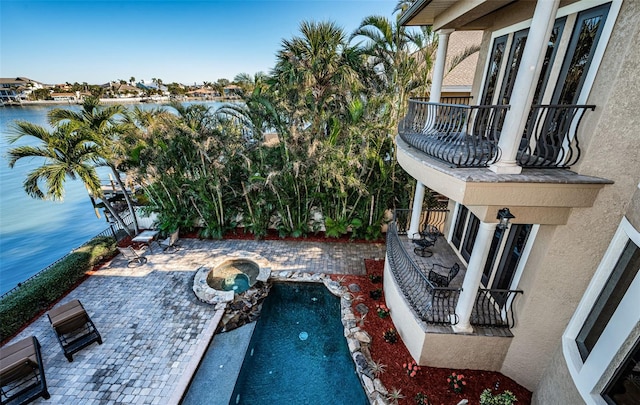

{"left": 0, "top": 236, "right": 116, "bottom": 343}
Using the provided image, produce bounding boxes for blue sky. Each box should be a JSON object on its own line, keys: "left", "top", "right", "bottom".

{"left": 1, "top": 0, "right": 397, "bottom": 85}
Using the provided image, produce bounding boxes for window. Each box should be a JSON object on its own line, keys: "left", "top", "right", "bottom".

{"left": 480, "top": 35, "right": 508, "bottom": 105}
{"left": 461, "top": 213, "right": 480, "bottom": 262}
{"left": 576, "top": 241, "right": 640, "bottom": 361}
{"left": 452, "top": 205, "right": 468, "bottom": 249}
{"left": 498, "top": 29, "right": 529, "bottom": 106}
{"left": 532, "top": 18, "right": 566, "bottom": 105}
{"left": 602, "top": 339, "right": 640, "bottom": 404}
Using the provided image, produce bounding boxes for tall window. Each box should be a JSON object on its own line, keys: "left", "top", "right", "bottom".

{"left": 498, "top": 29, "right": 529, "bottom": 106}
{"left": 461, "top": 213, "right": 480, "bottom": 262}
{"left": 532, "top": 18, "right": 566, "bottom": 105}
{"left": 576, "top": 240, "right": 640, "bottom": 361}
{"left": 602, "top": 339, "right": 640, "bottom": 404}
{"left": 452, "top": 205, "right": 468, "bottom": 249}
{"left": 480, "top": 35, "right": 508, "bottom": 105}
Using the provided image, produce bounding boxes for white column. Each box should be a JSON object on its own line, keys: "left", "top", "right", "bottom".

{"left": 489, "top": 0, "right": 561, "bottom": 174}
{"left": 430, "top": 29, "right": 454, "bottom": 102}
{"left": 453, "top": 221, "right": 498, "bottom": 333}
{"left": 408, "top": 182, "right": 425, "bottom": 239}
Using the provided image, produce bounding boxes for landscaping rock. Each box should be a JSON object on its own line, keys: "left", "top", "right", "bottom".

{"left": 348, "top": 283, "right": 361, "bottom": 292}
{"left": 355, "top": 303, "right": 369, "bottom": 315}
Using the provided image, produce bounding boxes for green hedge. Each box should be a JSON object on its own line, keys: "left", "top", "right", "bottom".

{"left": 0, "top": 236, "right": 116, "bottom": 342}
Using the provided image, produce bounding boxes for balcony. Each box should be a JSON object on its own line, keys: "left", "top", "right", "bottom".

{"left": 387, "top": 209, "right": 522, "bottom": 334}
{"left": 398, "top": 99, "right": 595, "bottom": 169}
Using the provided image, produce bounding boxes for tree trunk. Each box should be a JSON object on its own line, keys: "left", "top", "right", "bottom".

{"left": 101, "top": 197, "right": 133, "bottom": 237}
{"left": 109, "top": 164, "right": 140, "bottom": 234}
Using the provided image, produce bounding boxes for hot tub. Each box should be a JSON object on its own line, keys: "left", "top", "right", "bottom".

{"left": 206, "top": 259, "right": 259, "bottom": 294}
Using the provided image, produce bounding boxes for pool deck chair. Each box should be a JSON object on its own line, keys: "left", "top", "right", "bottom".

{"left": 117, "top": 246, "right": 147, "bottom": 267}
{"left": 159, "top": 229, "right": 180, "bottom": 253}
{"left": 0, "top": 336, "right": 50, "bottom": 404}
{"left": 47, "top": 300, "right": 102, "bottom": 362}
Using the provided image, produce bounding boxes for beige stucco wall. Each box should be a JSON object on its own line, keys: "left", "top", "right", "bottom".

{"left": 383, "top": 256, "right": 512, "bottom": 371}
{"left": 500, "top": 0, "right": 640, "bottom": 390}
{"left": 531, "top": 344, "right": 585, "bottom": 405}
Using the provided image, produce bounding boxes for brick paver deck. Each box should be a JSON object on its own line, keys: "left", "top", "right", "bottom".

{"left": 7, "top": 238, "right": 385, "bottom": 404}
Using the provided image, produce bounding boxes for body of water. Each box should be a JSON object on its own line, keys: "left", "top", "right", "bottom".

{"left": 0, "top": 101, "right": 221, "bottom": 295}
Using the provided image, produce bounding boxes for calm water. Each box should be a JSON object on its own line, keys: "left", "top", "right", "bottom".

{"left": 0, "top": 101, "right": 221, "bottom": 295}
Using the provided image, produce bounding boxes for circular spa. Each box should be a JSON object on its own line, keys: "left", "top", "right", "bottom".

{"left": 192, "top": 252, "right": 271, "bottom": 306}
{"left": 206, "top": 259, "right": 259, "bottom": 294}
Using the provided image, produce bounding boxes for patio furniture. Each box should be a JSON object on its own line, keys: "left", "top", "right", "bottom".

{"left": 428, "top": 263, "right": 460, "bottom": 288}
{"left": 0, "top": 336, "right": 50, "bottom": 404}
{"left": 47, "top": 300, "right": 102, "bottom": 362}
{"left": 117, "top": 246, "right": 147, "bottom": 267}
{"left": 159, "top": 229, "right": 180, "bottom": 253}
{"left": 131, "top": 230, "right": 160, "bottom": 252}
{"left": 412, "top": 224, "right": 440, "bottom": 257}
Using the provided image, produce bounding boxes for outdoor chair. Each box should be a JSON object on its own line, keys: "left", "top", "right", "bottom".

{"left": 47, "top": 300, "right": 102, "bottom": 362}
{"left": 117, "top": 246, "right": 147, "bottom": 267}
{"left": 159, "top": 229, "right": 180, "bottom": 253}
{"left": 428, "top": 263, "right": 460, "bottom": 288}
{"left": 412, "top": 224, "right": 440, "bottom": 257}
{"left": 0, "top": 336, "right": 50, "bottom": 404}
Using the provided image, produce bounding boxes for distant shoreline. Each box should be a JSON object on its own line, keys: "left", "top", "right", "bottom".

{"left": 2, "top": 96, "right": 233, "bottom": 107}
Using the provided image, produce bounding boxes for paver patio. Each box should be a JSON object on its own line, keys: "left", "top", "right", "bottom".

{"left": 6, "top": 238, "right": 385, "bottom": 404}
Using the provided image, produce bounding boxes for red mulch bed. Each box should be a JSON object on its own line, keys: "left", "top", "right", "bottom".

{"left": 332, "top": 259, "right": 531, "bottom": 405}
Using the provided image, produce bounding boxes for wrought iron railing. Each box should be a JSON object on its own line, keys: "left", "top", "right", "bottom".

{"left": 398, "top": 100, "right": 510, "bottom": 167}
{"left": 394, "top": 205, "right": 449, "bottom": 236}
{"left": 411, "top": 96, "right": 474, "bottom": 106}
{"left": 386, "top": 222, "right": 460, "bottom": 324}
{"left": 472, "top": 288, "right": 523, "bottom": 328}
{"left": 518, "top": 104, "right": 595, "bottom": 168}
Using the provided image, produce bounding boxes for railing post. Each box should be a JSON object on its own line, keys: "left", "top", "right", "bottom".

{"left": 489, "top": 0, "right": 561, "bottom": 174}
{"left": 430, "top": 29, "right": 454, "bottom": 103}
{"left": 408, "top": 182, "right": 425, "bottom": 239}
{"left": 453, "top": 221, "right": 498, "bottom": 333}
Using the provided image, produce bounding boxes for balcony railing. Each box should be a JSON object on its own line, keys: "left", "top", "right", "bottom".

{"left": 386, "top": 222, "right": 460, "bottom": 324}
{"left": 411, "top": 96, "right": 473, "bottom": 106}
{"left": 518, "top": 104, "right": 595, "bottom": 168}
{"left": 394, "top": 204, "right": 449, "bottom": 237}
{"left": 398, "top": 100, "right": 510, "bottom": 167}
{"left": 387, "top": 212, "right": 524, "bottom": 330}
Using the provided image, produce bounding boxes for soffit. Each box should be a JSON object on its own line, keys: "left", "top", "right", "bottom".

{"left": 400, "top": 0, "right": 517, "bottom": 30}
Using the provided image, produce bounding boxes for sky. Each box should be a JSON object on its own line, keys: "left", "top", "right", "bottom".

{"left": 1, "top": 0, "right": 397, "bottom": 85}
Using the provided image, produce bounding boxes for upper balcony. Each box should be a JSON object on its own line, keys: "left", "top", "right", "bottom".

{"left": 398, "top": 99, "right": 596, "bottom": 169}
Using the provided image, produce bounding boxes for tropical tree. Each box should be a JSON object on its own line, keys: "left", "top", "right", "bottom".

{"left": 6, "top": 121, "right": 132, "bottom": 235}
{"left": 47, "top": 97, "right": 140, "bottom": 233}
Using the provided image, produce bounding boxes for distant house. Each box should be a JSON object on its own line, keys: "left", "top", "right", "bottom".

{"left": 0, "top": 77, "right": 44, "bottom": 102}
{"left": 50, "top": 92, "right": 77, "bottom": 102}
{"left": 223, "top": 85, "right": 242, "bottom": 98}
{"left": 186, "top": 88, "right": 218, "bottom": 99}
{"left": 441, "top": 31, "right": 482, "bottom": 101}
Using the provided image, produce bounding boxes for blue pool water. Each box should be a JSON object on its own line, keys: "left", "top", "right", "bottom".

{"left": 183, "top": 282, "right": 368, "bottom": 405}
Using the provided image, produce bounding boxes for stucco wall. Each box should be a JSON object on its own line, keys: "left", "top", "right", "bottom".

{"left": 501, "top": 0, "right": 640, "bottom": 390}
{"left": 532, "top": 344, "right": 585, "bottom": 405}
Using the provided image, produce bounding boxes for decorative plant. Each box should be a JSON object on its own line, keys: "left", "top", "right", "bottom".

{"left": 415, "top": 392, "right": 431, "bottom": 405}
{"left": 403, "top": 359, "right": 420, "bottom": 377}
{"left": 353, "top": 294, "right": 365, "bottom": 303}
{"left": 376, "top": 303, "right": 390, "bottom": 318}
{"left": 383, "top": 327, "right": 398, "bottom": 343}
{"left": 479, "top": 389, "right": 518, "bottom": 405}
{"left": 335, "top": 275, "right": 347, "bottom": 284}
{"left": 448, "top": 372, "right": 467, "bottom": 393}
{"left": 387, "top": 388, "right": 405, "bottom": 404}
{"left": 369, "top": 288, "right": 383, "bottom": 300}
{"left": 355, "top": 313, "right": 367, "bottom": 327}
{"left": 369, "top": 360, "right": 387, "bottom": 377}
{"left": 369, "top": 273, "right": 382, "bottom": 283}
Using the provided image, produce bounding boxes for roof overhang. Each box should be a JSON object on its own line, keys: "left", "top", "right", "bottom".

{"left": 399, "top": 0, "right": 517, "bottom": 30}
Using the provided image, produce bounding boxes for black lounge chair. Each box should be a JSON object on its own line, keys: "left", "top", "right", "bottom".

{"left": 47, "top": 300, "right": 102, "bottom": 362}
{"left": 428, "top": 263, "right": 460, "bottom": 288}
{"left": 117, "top": 246, "right": 147, "bottom": 267}
{"left": 0, "top": 336, "right": 50, "bottom": 404}
{"left": 412, "top": 224, "right": 440, "bottom": 257}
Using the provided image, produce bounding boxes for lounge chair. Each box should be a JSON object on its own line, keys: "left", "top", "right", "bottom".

{"left": 159, "top": 229, "right": 180, "bottom": 253}
{"left": 428, "top": 263, "right": 460, "bottom": 288}
{"left": 47, "top": 300, "right": 102, "bottom": 362}
{"left": 0, "top": 336, "right": 50, "bottom": 404}
{"left": 412, "top": 224, "right": 440, "bottom": 257}
{"left": 117, "top": 246, "right": 147, "bottom": 267}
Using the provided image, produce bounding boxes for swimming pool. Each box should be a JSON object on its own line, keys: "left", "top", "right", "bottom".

{"left": 231, "top": 282, "right": 368, "bottom": 404}
{"left": 182, "top": 281, "right": 368, "bottom": 404}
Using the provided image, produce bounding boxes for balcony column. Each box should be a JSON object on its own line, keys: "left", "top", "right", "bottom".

{"left": 453, "top": 221, "right": 497, "bottom": 333}
{"left": 429, "top": 29, "right": 454, "bottom": 102}
{"left": 408, "top": 182, "right": 426, "bottom": 239}
{"left": 489, "top": 0, "right": 561, "bottom": 174}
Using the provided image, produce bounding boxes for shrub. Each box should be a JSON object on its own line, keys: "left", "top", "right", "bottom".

{"left": 480, "top": 389, "right": 517, "bottom": 405}
{"left": 376, "top": 303, "right": 390, "bottom": 318}
{"left": 369, "top": 288, "right": 383, "bottom": 300}
{"left": 415, "top": 392, "right": 431, "bottom": 405}
{"left": 383, "top": 327, "right": 398, "bottom": 343}
{"left": 448, "top": 372, "right": 467, "bottom": 393}
{"left": 403, "top": 359, "right": 420, "bottom": 377}
{"left": 0, "top": 236, "right": 116, "bottom": 342}
{"left": 368, "top": 274, "right": 382, "bottom": 283}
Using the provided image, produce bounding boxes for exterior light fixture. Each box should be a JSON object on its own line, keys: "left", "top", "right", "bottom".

{"left": 497, "top": 208, "right": 515, "bottom": 230}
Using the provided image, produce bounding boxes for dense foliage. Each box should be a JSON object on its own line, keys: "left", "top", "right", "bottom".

{"left": 0, "top": 237, "right": 116, "bottom": 342}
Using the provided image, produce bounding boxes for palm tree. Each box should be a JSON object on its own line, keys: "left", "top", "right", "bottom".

{"left": 7, "top": 121, "right": 133, "bottom": 236}
{"left": 48, "top": 97, "right": 140, "bottom": 233}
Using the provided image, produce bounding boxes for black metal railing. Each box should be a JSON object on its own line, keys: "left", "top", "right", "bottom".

{"left": 411, "top": 96, "right": 473, "bottom": 106}
{"left": 386, "top": 222, "right": 460, "bottom": 324}
{"left": 398, "top": 100, "right": 510, "bottom": 167}
{"left": 472, "top": 288, "right": 523, "bottom": 328}
{"left": 394, "top": 204, "right": 449, "bottom": 236}
{"left": 518, "top": 104, "right": 595, "bottom": 168}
